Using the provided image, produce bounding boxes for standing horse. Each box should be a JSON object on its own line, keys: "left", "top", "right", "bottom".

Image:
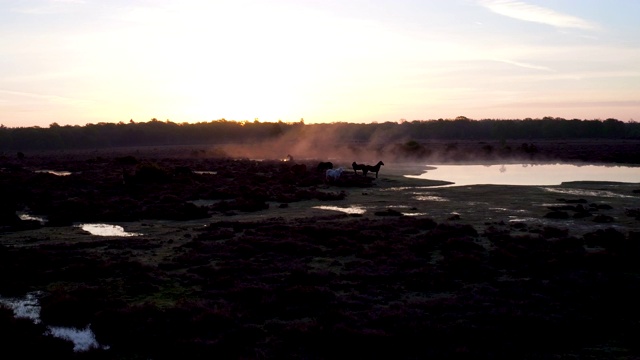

{"left": 325, "top": 167, "right": 344, "bottom": 181}
{"left": 364, "top": 161, "right": 384, "bottom": 178}
{"left": 352, "top": 161, "right": 366, "bottom": 175}
{"left": 317, "top": 161, "right": 333, "bottom": 172}
{"left": 290, "top": 163, "right": 307, "bottom": 176}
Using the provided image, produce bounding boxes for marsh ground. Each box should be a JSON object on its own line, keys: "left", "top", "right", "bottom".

{"left": 1, "top": 142, "right": 640, "bottom": 359}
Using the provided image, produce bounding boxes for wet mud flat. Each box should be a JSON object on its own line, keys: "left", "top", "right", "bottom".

{"left": 1, "top": 144, "right": 640, "bottom": 359}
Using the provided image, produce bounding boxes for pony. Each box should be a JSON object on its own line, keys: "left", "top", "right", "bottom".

{"left": 325, "top": 167, "right": 344, "bottom": 181}
{"left": 364, "top": 161, "right": 384, "bottom": 178}
{"left": 317, "top": 161, "right": 333, "bottom": 172}
{"left": 290, "top": 163, "right": 307, "bottom": 175}
{"left": 352, "top": 161, "right": 366, "bottom": 175}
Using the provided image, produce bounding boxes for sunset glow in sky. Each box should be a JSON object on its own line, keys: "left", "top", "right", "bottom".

{"left": 1, "top": 0, "right": 639, "bottom": 127}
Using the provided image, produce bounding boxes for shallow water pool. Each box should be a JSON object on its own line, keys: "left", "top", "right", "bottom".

{"left": 35, "top": 170, "right": 72, "bottom": 176}
{"left": 0, "top": 292, "right": 108, "bottom": 352}
{"left": 76, "top": 224, "right": 142, "bottom": 237}
{"left": 406, "top": 163, "right": 640, "bottom": 187}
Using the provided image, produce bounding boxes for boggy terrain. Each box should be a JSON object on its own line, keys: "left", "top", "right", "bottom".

{"left": 1, "top": 141, "right": 640, "bottom": 359}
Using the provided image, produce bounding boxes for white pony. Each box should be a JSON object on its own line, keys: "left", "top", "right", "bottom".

{"left": 325, "top": 167, "right": 344, "bottom": 181}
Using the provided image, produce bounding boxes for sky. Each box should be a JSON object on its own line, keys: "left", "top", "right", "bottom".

{"left": 1, "top": 0, "right": 639, "bottom": 128}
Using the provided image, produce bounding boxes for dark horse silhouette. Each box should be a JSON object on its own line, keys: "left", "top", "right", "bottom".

{"left": 352, "top": 161, "right": 366, "bottom": 175}
{"left": 317, "top": 162, "right": 333, "bottom": 172}
{"left": 353, "top": 161, "right": 384, "bottom": 177}
{"left": 290, "top": 163, "right": 307, "bottom": 175}
{"left": 364, "top": 161, "right": 384, "bottom": 178}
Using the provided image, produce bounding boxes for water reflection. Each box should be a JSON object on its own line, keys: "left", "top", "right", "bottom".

{"left": 46, "top": 326, "right": 104, "bottom": 352}
{"left": 381, "top": 186, "right": 436, "bottom": 192}
{"left": 314, "top": 205, "right": 427, "bottom": 216}
{"left": 542, "top": 187, "right": 636, "bottom": 198}
{"left": 0, "top": 291, "right": 42, "bottom": 323}
{"left": 0, "top": 292, "right": 108, "bottom": 352}
{"left": 76, "top": 224, "right": 142, "bottom": 237}
{"left": 413, "top": 194, "right": 449, "bottom": 202}
{"left": 314, "top": 205, "right": 366, "bottom": 214}
{"left": 189, "top": 199, "right": 219, "bottom": 207}
{"left": 407, "top": 164, "right": 640, "bottom": 186}
{"left": 387, "top": 205, "right": 427, "bottom": 216}
{"left": 19, "top": 213, "right": 46, "bottom": 224}
{"left": 35, "top": 170, "right": 72, "bottom": 176}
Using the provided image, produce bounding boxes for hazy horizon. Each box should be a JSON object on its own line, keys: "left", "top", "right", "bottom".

{"left": 1, "top": 0, "right": 639, "bottom": 128}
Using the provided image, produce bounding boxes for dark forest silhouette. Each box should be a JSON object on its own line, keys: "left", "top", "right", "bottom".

{"left": 1, "top": 117, "right": 638, "bottom": 152}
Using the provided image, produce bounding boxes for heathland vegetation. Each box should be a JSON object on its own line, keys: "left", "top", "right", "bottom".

{"left": 1, "top": 147, "right": 640, "bottom": 358}
{"left": 1, "top": 117, "right": 639, "bottom": 151}
{"left": 1, "top": 117, "right": 640, "bottom": 358}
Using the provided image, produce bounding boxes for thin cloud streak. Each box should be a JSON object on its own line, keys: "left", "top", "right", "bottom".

{"left": 491, "top": 58, "right": 553, "bottom": 71}
{"left": 0, "top": 89, "right": 93, "bottom": 106}
{"left": 494, "top": 100, "right": 640, "bottom": 109}
{"left": 478, "top": 0, "right": 598, "bottom": 30}
{"left": 11, "top": 0, "right": 86, "bottom": 15}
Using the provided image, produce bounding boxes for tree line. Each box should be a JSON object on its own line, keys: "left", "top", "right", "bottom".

{"left": 1, "top": 117, "right": 638, "bottom": 151}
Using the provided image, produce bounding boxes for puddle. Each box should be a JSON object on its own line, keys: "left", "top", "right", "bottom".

{"left": 194, "top": 171, "right": 217, "bottom": 175}
{"left": 76, "top": 224, "right": 142, "bottom": 237}
{"left": 313, "top": 205, "right": 367, "bottom": 214}
{"left": 386, "top": 205, "right": 428, "bottom": 216}
{"left": 506, "top": 215, "right": 629, "bottom": 234}
{"left": 46, "top": 326, "right": 104, "bottom": 352}
{"left": 413, "top": 194, "right": 449, "bottom": 202}
{"left": 189, "top": 199, "right": 220, "bottom": 207}
{"left": 508, "top": 216, "right": 543, "bottom": 223}
{"left": 382, "top": 186, "right": 437, "bottom": 192}
{"left": 314, "top": 204, "right": 427, "bottom": 216}
{"left": 465, "top": 201, "right": 489, "bottom": 206}
{"left": 0, "top": 291, "right": 43, "bottom": 323}
{"left": 35, "top": 170, "right": 72, "bottom": 176}
{"left": 0, "top": 292, "right": 108, "bottom": 352}
{"left": 541, "top": 187, "right": 636, "bottom": 198}
{"left": 489, "top": 208, "right": 528, "bottom": 213}
{"left": 18, "top": 213, "right": 46, "bottom": 224}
